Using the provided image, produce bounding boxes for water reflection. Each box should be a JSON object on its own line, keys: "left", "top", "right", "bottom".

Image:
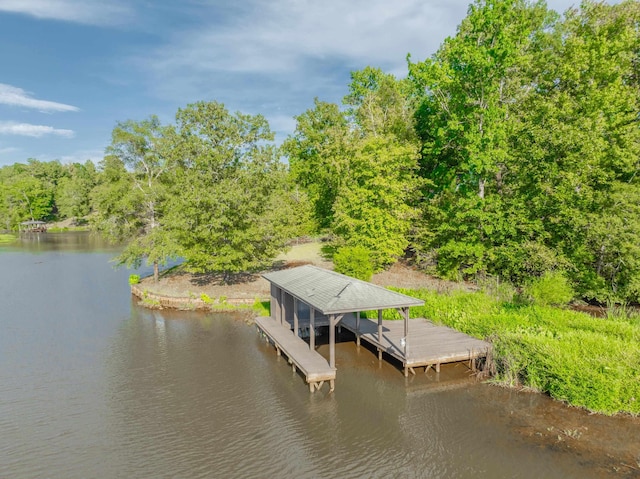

{"left": 0, "top": 231, "right": 121, "bottom": 254}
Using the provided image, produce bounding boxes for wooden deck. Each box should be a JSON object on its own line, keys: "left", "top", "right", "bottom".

{"left": 255, "top": 316, "right": 336, "bottom": 392}
{"left": 339, "top": 314, "right": 491, "bottom": 377}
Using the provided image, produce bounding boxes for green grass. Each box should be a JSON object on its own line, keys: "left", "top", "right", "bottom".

{"left": 253, "top": 299, "right": 270, "bottom": 316}
{"left": 0, "top": 233, "right": 17, "bottom": 244}
{"left": 47, "top": 226, "right": 90, "bottom": 232}
{"left": 384, "top": 288, "right": 640, "bottom": 415}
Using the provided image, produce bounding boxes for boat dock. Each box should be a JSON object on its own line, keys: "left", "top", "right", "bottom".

{"left": 256, "top": 315, "right": 336, "bottom": 392}
{"left": 256, "top": 265, "right": 492, "bottom": 392}
{"left": 339, "top": 314, "right": 491, "bottom": 375}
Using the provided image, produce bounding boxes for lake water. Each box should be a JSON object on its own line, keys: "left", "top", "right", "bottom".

{"left": 1, "top": 233, "right": 638, "bottom": 478}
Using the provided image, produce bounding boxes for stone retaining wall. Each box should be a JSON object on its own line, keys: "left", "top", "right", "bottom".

{"left": 131, "top": 284, "right": 266, "bottom": 312}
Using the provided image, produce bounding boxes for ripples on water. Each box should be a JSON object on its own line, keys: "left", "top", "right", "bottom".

{"left": 0, "top": 236, "right": 636, "bottom": 478}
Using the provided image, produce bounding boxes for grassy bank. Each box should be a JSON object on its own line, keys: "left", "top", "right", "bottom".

{"left": 384, "top": 288, "right": 640, "bottom": 415}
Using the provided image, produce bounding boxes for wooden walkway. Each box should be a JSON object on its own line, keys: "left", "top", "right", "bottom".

{"left": 339, "top": 314, "right": 491, "bottom": 377}
{"left": 255, "top": 316, "right": 336, "bottom": 392}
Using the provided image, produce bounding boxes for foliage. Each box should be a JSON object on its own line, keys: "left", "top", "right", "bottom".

{"left": 128, "top": 274, "right": 140, "bottom": 285}
{"left": 165, "top": 101, "right": 297, "bottom": 281}
{"left": 283, "top": 99, "right": 352, "bottom": 229}
{"left": 384, "top": 287, "right": 640, "bottom": 415}
{"left": 93, "top": 116, "right": 179, "bottom": 282}
{"left": 253, "top": 299, "right": 271, "bottom": 317}
{"left": 521, "top": 271, "right": 574, "bottom": 306}
{"left": 333, "top": 246, "right": 374, "bottom": 281}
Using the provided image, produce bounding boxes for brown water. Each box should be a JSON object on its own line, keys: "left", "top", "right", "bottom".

{"left": 1, "top": 233, "right": 638, "bottom": 478}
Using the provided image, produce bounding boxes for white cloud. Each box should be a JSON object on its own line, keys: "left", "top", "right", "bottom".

{"left": 0, "top": 83, "right": 79, "bottom": 112}
{"left": 0, "top": 122, "right": 75, "bottom": 138}
{"left": 140, "top": 0, "right": 471, "bottom": 134}
{"left": 56, "top": 148, "right": 104, "bottom": 164}
{"left": 0, "top": 0, "right": 133, "bottom": 25}
{"left": 149, "top": 0, "right": 467, "bottom": 78}
{"left": 0, "top": 146, "right": 19, "bottom": 155}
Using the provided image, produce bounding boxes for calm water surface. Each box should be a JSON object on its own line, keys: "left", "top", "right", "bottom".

{"left": 0, "top": 233, "right": 637, "bottom": 478}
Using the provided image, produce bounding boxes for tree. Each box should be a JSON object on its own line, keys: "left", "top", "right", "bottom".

{"left": 93, "top": 116, "right": 177, "bottom": 282}
{"left": 408, "top": 0, "right": 552, "bottom": 279}
{"left": 343, "top": 66, "right": 417, "bottom": 141}
{"left": 0, "top": 163, "right": 56, "bottom": 229}
{"left": 165, "top": 101, "right": 296, "bottom": 281}
{"left": 57, "top": 161, "right": 97, "bottom": 219}
{"left": 332, "top": 135, "right": 420, "bottom": 270}
{"left": 283, "top": 99, "right": 352, "bottom": 230}
{"left": 513, "top": 0, "right": 640, "bottom": 301}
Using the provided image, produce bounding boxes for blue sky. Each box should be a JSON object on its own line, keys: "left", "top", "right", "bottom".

{"left": 0, "top": 0, "right": 591, "bottom": 167}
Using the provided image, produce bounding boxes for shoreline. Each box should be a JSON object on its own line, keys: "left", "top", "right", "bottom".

{"left": 130, "top": 283, "right": 264, "bottom": 313}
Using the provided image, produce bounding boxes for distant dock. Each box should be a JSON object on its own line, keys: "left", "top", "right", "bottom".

{"left": 255, "top": 265, "right": 492, "bottom": 391}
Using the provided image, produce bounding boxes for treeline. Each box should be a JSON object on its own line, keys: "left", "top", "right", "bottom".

{"left": 0, "top": 159, "right": 97, "bottom": 229}
{"left": 286, "top": 0, "right": 640, "bottom": 303}
{"left": 2, "top": 0, "right": 639, "bottom": 303}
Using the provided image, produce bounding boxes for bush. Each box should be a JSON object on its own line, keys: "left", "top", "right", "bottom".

{"left": 522, "top": 271, "right": 574, "bottom": 306}
{"left": 128, "top": 274, "right": 140, "bottom": 285}
{"left": 333, "top": 246, "right": 374, "bottom": 281}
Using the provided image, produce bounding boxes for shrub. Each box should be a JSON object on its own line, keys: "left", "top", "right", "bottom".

{"left": 200, "top": 293, "right": 212, "bottom": 304}
{"left": 128, "top": 274, "right": 140, "bottom": 285}
{"left": 522, "top": 271, "right": 574, "bottom": 306}
{"left": 333, "top": 246, "right": 374, "bottom": 281}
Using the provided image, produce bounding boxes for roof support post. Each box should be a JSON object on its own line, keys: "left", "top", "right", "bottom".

{"left": 293, "top": 297, "right": 299, "bottom": 338}
{"left": 329, "top": 314, "right": 335, "bottom": 369}
{"left": 401, "top": 307, "right": 409, "bottom": 361}
{"left": 377, "top": 309, "right": 383, "bottom": 361}
{"left": 310, "top": 307, "right": 315, "bottom": 350}
{"left": 280, "top": 289, "right": 285, "bottom": 326}
{"left": 355, "top": 311, "right": 360, "bottom": 346}
{"left": 328, "top": 314, "right": 344, "bottom": 370}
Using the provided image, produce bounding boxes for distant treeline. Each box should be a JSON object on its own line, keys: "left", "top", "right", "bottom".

{"left": 1, "top": 0, "right": 639, "bottom": 303}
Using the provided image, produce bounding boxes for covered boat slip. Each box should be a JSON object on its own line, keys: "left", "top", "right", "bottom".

{"left": 256, "top": 265, "right": 491, "bottom": 391}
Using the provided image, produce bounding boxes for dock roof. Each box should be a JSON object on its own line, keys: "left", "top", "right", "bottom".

{"left": 262, "top": 265, "right": 424, "bottom": 315}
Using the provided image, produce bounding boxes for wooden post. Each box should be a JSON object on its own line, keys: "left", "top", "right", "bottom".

{"left": 280, "top": 289, "right": 285, "bottom": 326}
{"left": 403, "top": 307, "right": 409, "bottom": 360}
{"left": 329, "top": 314, "right": 336, "bottom": 369}
{"left": 310, "top": 307, "right": 315, "bottom": 350}
{"left": 402, "top": 307, "right": 409, "bottom": 376}
{"left": 355, "top": 311, "right": 360, "bottom": 347}
{"left": 293, "top": 297, "right": 299, "bottom": 337}
{"left": 377, "top": 309, "right": 383, "bottom": 361}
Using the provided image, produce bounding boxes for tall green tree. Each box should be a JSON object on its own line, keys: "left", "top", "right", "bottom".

{"left": 513, "top": 0, "right": 640, "bottom": 300}
{"left": 332, "top": 136, "right": 420, "bottom": 269}
{"left": 408, "top": 0, "right": 552, "bottom": 279}
{"left": 343, "top": 66, "right": 417, "bottom": 141}
{"left": 165, "top": 101, "right": 296, "bottom": 281}
{"left": 56, "top": 160, "right": 97, "bottom": 219}
{"left": 0, "top": 162, "right": 57, "bottom": 228}
{"left": 93, "top": 116, "right": 177, "bottom": 282}
{"left": 283, "top": 99, "right": 352, "bottom": 230}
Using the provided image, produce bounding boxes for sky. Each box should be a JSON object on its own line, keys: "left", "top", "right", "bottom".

{"left": 0, "top": 0, "right": 591, "bottom": 167}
